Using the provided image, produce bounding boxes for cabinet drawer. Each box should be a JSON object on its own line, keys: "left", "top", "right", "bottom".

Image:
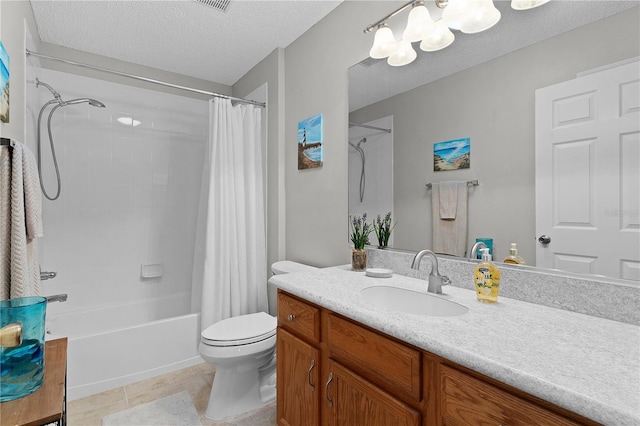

{"left": 327, "top": 314, "right": 421, "bottom": 401}
{"left": 277, "top": 291, "right": 321, "bottom": 344}
{"left": 441, "top": 365, "right": 584, "bottom": 426}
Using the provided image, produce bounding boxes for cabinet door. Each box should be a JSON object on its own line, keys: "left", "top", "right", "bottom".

{"left": 325, "top": 361, "right": 421, "bottom": 426}
{"left": 440, "top": 365, "right": 583, "bottom": 426}
{"left": 277, "top": 328, "right": 320, "bottom": 426}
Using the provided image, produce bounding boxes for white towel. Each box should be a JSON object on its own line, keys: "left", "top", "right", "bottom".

{"left": 0, "top": 142, "right": 43, "bottom": 300}
{"left": 439, "top": 180, "right": 458, "bottom": 219}
{"left": 432, "top": 181, "right": 468, "bottom": 257}
{"left": 0, "top": 146, "right": 11, "bottom": 300}
{"left": 22, "top": 145, "right": 43, "bottom": 240}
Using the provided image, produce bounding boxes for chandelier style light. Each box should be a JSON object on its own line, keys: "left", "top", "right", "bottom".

{"left": 366, "top": 0, "right": 550, "bottom": 67}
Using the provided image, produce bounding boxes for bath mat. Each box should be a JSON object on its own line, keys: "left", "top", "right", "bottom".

{"left": 102, "top": 391, "right": 202, "bottom": 426}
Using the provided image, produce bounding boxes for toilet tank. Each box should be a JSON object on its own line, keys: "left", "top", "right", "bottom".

{"left": 267, "top": 261, "right": 317, "bottom": 315}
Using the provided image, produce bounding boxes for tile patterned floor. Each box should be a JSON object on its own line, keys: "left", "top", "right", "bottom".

{"left": 67, "top": 362, "right": 276, "bottom": 426}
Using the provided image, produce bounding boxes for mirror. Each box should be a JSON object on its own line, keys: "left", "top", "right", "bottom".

{"left": 348, "top": 1, "right": 639, "bottom": 281}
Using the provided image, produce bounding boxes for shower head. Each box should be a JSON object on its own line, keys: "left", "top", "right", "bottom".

{"left": 61, "top": 98, "right": 106, "bottom": 108}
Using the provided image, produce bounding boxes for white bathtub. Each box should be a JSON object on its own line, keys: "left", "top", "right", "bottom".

{"left": 46, "top": 293, "right": 202, "bottom": 401}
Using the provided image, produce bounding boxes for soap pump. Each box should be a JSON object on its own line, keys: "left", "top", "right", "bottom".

{"left": 503, "top": 243, "right": 526, "bottom": 265}
{"left": 474, "top": 248, "right": 501, "bottom": 304}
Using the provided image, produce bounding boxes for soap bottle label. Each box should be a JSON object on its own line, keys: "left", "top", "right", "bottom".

{"left": 474, "top": 266, "right": 500, "bottom": 303}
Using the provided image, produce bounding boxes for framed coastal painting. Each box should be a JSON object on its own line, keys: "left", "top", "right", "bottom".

{"left": 434, "top": 138, "right": 470, "bottom": 171}
{"left": 298, "top": 113, "right": 323, "bottom": 170}
{"left": 0, "top": 41, "right": 9, "bottom": 123}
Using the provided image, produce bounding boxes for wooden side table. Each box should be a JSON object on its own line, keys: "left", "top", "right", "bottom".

{"left": 1, "top": 337, "right": 68, "bottom": 426}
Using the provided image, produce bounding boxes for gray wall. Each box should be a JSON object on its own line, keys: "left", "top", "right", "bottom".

{"left": 350, "top": 8, "right": 640, "bottom": 264}
{"left": 283, "top": 1, "right": 403, "bottom": 267}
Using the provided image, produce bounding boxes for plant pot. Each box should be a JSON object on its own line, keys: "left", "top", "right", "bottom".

{"left": 351, "top": 249, "right": 367, "bottom": 271}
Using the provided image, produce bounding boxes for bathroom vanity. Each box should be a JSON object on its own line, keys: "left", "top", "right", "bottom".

{"left": 271, "top": 266, "right": 639, "bottom": 426}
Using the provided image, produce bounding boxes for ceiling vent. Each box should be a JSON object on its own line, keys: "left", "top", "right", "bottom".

{"left": 193, "top": 0, "right": 231, "bottom": 12}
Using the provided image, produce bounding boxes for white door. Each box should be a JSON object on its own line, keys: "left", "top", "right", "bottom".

{"left": 535, "top": 60, "right": 640, "bottom": 281}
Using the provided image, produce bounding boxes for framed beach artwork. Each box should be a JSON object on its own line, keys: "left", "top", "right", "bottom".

{"left": 434, "top": 138, "right": 470, "bottom": 171}
{"left": 0, "top": 41, "right": 9, "bottom": 123}
{"left": 298, "top": 113, "right": 323, "bottom": 170}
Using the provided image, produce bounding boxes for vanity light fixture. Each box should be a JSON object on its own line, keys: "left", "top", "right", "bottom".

{"left": 366, "top": 0, "right": 549, "bottom": 66}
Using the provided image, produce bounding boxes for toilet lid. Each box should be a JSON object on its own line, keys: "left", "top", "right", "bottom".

{"left": 201, "top": 312, "right": 276, "bottom": 347}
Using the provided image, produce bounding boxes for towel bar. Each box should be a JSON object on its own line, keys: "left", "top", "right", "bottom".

{"left": 425, "top": 180, "right": 479, "bottom": 189}
{"left": 0, "top": 137, "right": 16, "bottom": 147}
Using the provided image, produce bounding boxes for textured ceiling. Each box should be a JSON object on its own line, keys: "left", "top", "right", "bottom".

{"left": 350, "top": 1, "right": 639, "bottom": 111}
{"left": 30, "top": 0, "right": 343, "bottom": 86}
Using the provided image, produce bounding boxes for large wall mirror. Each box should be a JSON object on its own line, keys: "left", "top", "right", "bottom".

{"left": 348, "top": 1, "right": 640, "bottom": 282}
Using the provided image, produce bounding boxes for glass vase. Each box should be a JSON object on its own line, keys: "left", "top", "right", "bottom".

{"left": 0, "top": 296, "right": 47, "bottom": 402}
{"left": 351, "top": 249, "right": 367, "bottom": 271}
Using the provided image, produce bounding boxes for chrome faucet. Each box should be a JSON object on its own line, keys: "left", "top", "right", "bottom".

{"left": 410, "top": 249, "right": 451, "bottom": 294}
{"left": 469, "top": 241, "right": 488, "bottom": 260}
{"left": 46, "top": 294, "right": 67, "bottom": 303}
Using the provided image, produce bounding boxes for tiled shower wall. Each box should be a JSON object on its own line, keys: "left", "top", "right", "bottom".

{"left": 27, "top": 68, "right": 207, "bottom": 316}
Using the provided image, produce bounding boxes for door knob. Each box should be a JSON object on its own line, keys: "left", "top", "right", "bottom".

{"left": 538, "top": 235, "right": 551, "bottom": 245}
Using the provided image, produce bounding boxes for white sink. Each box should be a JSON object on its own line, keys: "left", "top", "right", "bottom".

{"left": 361, "top": 286, "right": 469, "bottom": 317}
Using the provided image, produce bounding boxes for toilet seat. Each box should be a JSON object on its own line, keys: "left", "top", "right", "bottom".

{"left": 201, "top": 312, "right": 276, "bottom": 347}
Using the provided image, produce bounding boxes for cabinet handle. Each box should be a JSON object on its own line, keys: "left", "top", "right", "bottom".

{"left": 307, "top": 359, "right": 316, "bottom": 391}
{"left": 287, "top": 314, "right": 295, "bottom": 321}
{"left": 325, "top": 372, "right": 334, "bottom": 407}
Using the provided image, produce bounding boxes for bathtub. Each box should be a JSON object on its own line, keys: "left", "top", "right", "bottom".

{"left": 46, "top": 293, "right": 202, "bottom": 401}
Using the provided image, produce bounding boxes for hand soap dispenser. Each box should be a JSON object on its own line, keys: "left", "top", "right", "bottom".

{"left": 503, "top": 243, "right": 526, "bottom": 265}
{"left": 474, "top": 248, "right": 501, "bottom": 304}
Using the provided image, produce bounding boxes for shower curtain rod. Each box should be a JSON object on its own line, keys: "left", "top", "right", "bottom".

{"left": 349, "top": 122, "right": 392, "bottom": 133}
{"left": 26, "top": 49, "right": 266, "bottom": 107}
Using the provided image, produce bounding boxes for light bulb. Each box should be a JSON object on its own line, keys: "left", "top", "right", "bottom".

{"left": 442, "top": 0, "right": 470, "bottom": 30}
{"left": 369, "top": 25, "right": 398, "bottom": 59}
{"left": 460, "top": 0, "right": 501, "bottom": 34}
{"left": 387, "top": 40, "right": 417, "bottom": 67}
{"left": 420, "top": 19, "right": 455, "bottom": 52}
{"left": 403, "top": 4, "right": 434, "bottom": 43}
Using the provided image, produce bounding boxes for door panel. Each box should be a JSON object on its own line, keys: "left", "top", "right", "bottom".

{"left": 536, "top": 60, "right": 640, "bottom": 280}
{"left": 326, "top": 361, "right": 420, "bottom": 426}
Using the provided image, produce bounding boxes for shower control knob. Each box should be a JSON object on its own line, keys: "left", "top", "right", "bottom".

{"left": 287, "top": 314, "right": 295, "bottom": 322}
{"left": 538, "top": 235, "right": 551, "bottom": 245}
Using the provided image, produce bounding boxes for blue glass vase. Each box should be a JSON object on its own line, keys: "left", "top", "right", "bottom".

{"left": 0, "top": 296, "right": 47, "bottom": 401}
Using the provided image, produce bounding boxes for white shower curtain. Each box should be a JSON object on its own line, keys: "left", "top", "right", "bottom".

{"left": 195, "top": 97, "right": 268, "bottom": 330}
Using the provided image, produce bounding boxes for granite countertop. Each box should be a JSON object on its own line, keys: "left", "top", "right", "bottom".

{"left": 269, "top": 265, "right": 640, "bottom": 425}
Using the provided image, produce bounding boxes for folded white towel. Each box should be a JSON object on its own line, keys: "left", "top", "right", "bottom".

{"left": 432, "top": 181, "right": 468, "bottom": 257}
{"left": 439, "top": 180, "right": 459, "bottom": 219}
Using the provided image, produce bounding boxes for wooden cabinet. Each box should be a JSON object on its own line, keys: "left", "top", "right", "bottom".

{"left": 276, "top": 328, "right": 320, "bottom": 426}
{"left": 326, "top": 360, "right": 420, "bottom": 426}
{"left": 440, "top": 365, "right": 584, "bottom": 426}
{"left": 326, "top": 314, "right": 422, "bottom": 403}
{"left": 277, "top": 292, "right": 321, "bottom": 426}
{"left": 277, "top": 290, "right": 598, "bottom": 426}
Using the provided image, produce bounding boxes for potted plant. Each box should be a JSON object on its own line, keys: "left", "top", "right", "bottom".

{"left": 349, "top": 213, "right": 372, "bottom": 271}
{"left": 374, "top": 212, "right": 396, "bottom": 248}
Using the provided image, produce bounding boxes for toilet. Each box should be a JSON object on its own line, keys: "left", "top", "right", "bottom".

{"left": 199, "top": 260, "right": 317, "bottom": 420}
